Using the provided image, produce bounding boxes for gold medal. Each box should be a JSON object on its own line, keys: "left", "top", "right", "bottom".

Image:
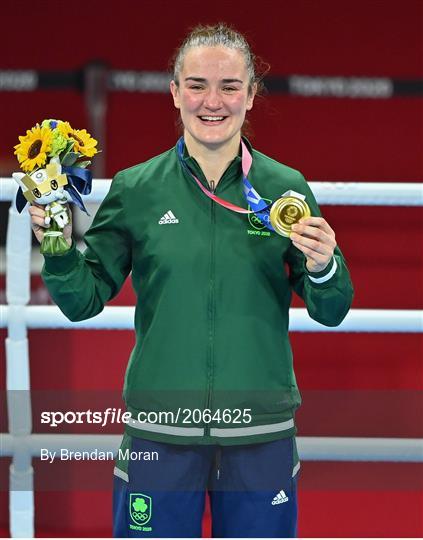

{"left": 269, "top": 196, "right": 311, "bottom": 237}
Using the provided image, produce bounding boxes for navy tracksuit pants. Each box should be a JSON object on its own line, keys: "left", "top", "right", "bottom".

{"left": 113, "top": 435, "right": 299, "bottom": 538}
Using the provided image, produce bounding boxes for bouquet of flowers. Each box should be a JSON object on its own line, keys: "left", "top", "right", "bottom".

{"left": 13, "top": 119, "right": 98, "bottom": 255}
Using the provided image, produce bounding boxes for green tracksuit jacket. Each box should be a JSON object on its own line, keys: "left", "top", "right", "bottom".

{"left": 42, "top": 138, "right": 353, "bottom": 447}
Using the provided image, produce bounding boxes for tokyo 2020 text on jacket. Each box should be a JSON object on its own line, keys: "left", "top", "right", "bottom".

{"left": 42, "top": 138, "right": 354, "bottom": 451}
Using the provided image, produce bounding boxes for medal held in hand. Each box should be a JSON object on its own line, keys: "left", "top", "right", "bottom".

{"left": 13, "top": 119, "right": 98, "bottom": 255}
{"left": 269, "top": 194, "right": 311, "bottom": 237}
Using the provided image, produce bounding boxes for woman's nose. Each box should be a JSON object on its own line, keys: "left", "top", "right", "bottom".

{"left": 204, "top": 89, "right": 222, "bottom": 109}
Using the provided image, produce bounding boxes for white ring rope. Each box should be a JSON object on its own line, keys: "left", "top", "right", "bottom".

{"left": 1, "top": 434, "right": 422, "bottom": 462}
{"left": 1, "top": 305, "right": 422, "bottom": 332}
{"left": 3, "top": 180, "right": 422, "bottom": 537}
{"left": 1, "top": 178, "right": 422, "bottom": 205}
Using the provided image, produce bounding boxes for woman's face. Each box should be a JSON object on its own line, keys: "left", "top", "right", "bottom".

{"left": 170, "top": 46, "right": 256, "bottom": 149}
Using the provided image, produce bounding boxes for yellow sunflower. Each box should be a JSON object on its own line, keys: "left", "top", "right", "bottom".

{"left": 14, "top": 124, "right": 53, "bottom": 172}
{"left": 58, "top": 121, "right": 98, "bottom": 158}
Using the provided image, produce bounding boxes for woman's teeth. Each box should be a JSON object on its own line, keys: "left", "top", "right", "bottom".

{"left": 199, "top": 116, "right": 225, "bottom": 121}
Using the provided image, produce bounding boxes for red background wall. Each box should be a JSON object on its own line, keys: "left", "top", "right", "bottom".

{"left": 1, "top": 0, "right": 422, "bottom": 537}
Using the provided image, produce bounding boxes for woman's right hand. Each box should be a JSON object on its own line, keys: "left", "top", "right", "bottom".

{"left": 28, "top": 202, "right": 73, "bottom": 246}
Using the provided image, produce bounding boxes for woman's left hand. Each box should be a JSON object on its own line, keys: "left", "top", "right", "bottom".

{"left": 290, "top": 217, "right": 337, "bottom": 273}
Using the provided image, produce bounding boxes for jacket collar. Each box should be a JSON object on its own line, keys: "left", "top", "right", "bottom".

{"left": 177, "top": 136, "right": 252, "bottom": 188}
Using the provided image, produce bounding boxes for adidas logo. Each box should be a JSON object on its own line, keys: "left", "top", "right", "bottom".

{"left": 158, "top": 210, "right": 179, "bottom": 225}
{"left": 271, "top": 490, "right": 289, "bottom": 505}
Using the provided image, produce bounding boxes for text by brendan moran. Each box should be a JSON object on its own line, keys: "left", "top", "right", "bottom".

{"left": 40, "top": 448, "right": 159, "bottom": 463}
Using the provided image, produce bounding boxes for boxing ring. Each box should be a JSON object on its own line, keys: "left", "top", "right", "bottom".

{"left": 1, "top": 178, "right": 422, "bottom": 537}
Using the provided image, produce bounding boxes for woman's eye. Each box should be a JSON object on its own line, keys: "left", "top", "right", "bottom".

{"left": 223, "top": 87, "right": 237, "bottom": 92}
{"left": 189, "top": 85, "right": 204, "bottom": 90}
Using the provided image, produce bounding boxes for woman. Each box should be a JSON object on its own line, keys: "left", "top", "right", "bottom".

{"left": 30, "top": 23, "right": 353, "bottom": 539}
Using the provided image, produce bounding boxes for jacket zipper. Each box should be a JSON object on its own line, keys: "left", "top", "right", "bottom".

{"left": 204, "top": 179, "right": 216, "bottom": 437}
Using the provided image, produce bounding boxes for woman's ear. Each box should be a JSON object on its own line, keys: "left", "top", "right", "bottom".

{"left": 246, "top": 82, "right": 258, "bottom": 111}
{"left": 170, "top": 80, "right": 181, "bottom": 109}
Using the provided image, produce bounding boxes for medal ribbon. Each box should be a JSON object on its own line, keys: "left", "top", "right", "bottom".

{"left": 176, "top": 137, "right": 275, "bottom": 231}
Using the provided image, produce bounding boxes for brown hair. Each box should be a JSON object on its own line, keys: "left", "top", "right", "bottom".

{"left": 170, "top": 22, "right": 269, "bottom": 97}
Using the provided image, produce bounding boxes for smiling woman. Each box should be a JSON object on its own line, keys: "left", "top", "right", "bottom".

{"left": 169, "top": 24, "right": 266, "bottom": 185}
{"left": 33, "top": 21, "right": 353, "bottom": 539}
{"left": 170, "top": 46, "right": 254, "bottom": 175}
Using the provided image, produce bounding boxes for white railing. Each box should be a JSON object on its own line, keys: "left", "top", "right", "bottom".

{"left": 1, "top": 305, "right": 422, "bottom": 332}
{"left": 1, "top": 434, "right": 422, "bottom": 462}
{"left": 1, "top": 178, "right": 423, "bottom": 205}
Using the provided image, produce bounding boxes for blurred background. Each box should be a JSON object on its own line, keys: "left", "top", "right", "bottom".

{"left": 1, "top": 0, "right": 422, "bottom": 537}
